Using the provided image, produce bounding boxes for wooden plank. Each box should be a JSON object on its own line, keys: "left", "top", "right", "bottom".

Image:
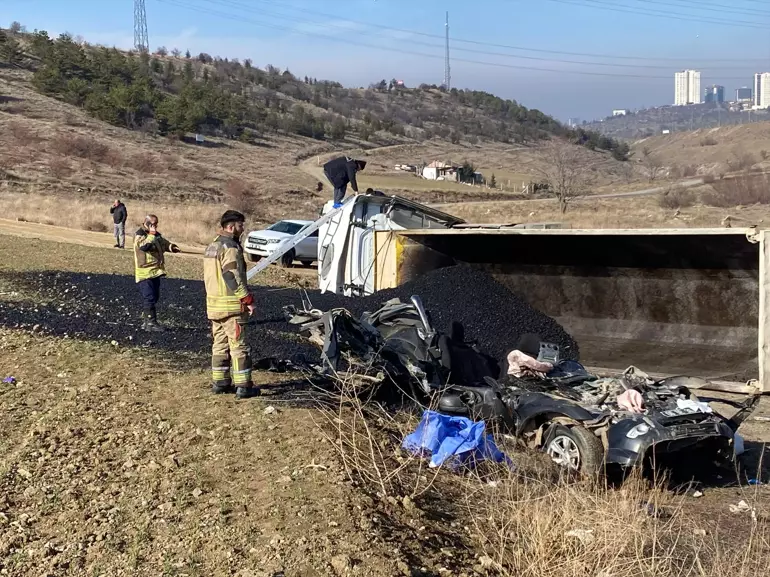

{"left": 374, "top": 231, "right": 400, "bottom": 291}
{"left": 760, "top": 230, "right": 770, "bottom": 393}
{"left": 397, "top": 227, "right": 757, "bottom": 237}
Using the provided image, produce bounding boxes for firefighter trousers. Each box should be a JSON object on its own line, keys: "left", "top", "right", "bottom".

{"left": 211, "top": 314, "right": 253, "bottom": 388}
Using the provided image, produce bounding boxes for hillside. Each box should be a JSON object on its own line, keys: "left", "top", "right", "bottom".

{"left": 586, "top": 104, "right": 770, "bottom": 140}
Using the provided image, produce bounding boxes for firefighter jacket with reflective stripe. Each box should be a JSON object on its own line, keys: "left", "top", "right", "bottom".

{"left": 203, "top": 233, "right": 253, "bottom": 320}
{"left": 133, "top": 227, "right": 174, "bottom": 282}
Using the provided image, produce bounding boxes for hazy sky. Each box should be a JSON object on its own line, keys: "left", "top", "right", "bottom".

{"left": 3, "top": 0, "right": 770, "bottom": 121}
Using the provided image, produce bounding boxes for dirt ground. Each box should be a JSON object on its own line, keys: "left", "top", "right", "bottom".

{"left": 1, "top": 233, "right": 769, "bottom": 576}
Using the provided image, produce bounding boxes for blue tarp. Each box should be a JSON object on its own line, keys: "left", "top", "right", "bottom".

{"left": 402, "top": 410, "right": 511, "bottom": 469}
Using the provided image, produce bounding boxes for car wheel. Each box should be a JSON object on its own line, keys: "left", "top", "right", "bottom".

{"left": 300, "top": 260, "right": 313, "bottom": 268}
{"left": 545, "top": 424, "right": 604, "bottom": 476}
{"left": 246, "top": 253, "right": 262, "bottom": 263}
{"left": 280, "top": 249, "right": 295, "bottom": 268}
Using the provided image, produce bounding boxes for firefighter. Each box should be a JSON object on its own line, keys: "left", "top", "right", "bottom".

{"left": 133, "top": 214, "right": 180, "bottom": 331}
{"left": 203, "top": 210, "right": 259, "bottom": 399}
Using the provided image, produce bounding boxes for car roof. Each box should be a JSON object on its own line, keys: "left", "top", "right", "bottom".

{"left": 277, "top": 219, "right": 313, "bottom": 225}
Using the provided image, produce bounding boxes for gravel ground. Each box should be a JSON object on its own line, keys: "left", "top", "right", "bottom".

{"left": 0, "top": 264, "right": 577, "bottom": 371}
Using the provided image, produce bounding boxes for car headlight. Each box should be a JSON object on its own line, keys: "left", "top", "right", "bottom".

{"left": 626, "top": 423, "right": 650, "bottom": 439}
{"left": 267, "top": 238, "right": 282, "bottom": 244}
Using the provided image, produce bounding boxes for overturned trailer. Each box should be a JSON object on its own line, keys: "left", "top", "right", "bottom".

{"left": 315, "top": 194, "right": 768, "bottom": 394}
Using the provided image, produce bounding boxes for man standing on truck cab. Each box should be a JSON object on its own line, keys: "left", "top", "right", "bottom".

{"left": 203, "top": 210, "right": 260, "bottom": 399}
{"left": 110, "top": 199, "right": 127, "bottom": 248}
{"left": 322, "top": 156, "right": 367, "bottom": 208}
{"left": 133, "top": 215, "right": 181, "bottom": 332}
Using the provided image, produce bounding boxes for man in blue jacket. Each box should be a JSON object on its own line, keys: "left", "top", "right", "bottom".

{"left": 322, "top": 156, "right": 367, "bottom": 207}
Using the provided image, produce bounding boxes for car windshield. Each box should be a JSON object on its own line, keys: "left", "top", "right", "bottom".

{"left": 268, "top": 221, "right": 305, "bottom": 235}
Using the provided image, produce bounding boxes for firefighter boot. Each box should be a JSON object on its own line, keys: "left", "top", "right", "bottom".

{"left": 211, "top": 382, "right": 235, "bottom": 394}
{"left": 235, "top": 385, "right": 261, "bottom": 399}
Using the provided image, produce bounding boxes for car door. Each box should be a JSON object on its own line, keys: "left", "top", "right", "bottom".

{"left": 296, "top": 228, "right": 318, "bottom": 260}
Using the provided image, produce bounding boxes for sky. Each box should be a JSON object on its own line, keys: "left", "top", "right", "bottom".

{"left": 2, "top": 0, "right": 770, "bottom": 121}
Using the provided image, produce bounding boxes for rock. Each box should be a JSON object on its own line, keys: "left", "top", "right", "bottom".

{"left": 693, "top": 528, "right": 707, "bottom": 537}
{"left": 396, "top": 560, "right": 411, "bottom": 576}
{"left": 263, "top": 406, "right": 277, "bottom": 415}
{"left": 17, "top": 468, "right": 32, "bottom": 480}
{"left": 729, "top": 500, "right": 752, "bottom": 514}
{"left": 478, "top": 556, "right": 494, "bottom": 569}
{"left": 192, "top": 488, "right": 203, "bottom": 499}
{"left": 402, "top": 495, "right": 416, "bottom": 512}
{"left": 277, "top": 475, "right": 292, "bottom": 484}
{"left": 331, "top": 554, "right": 352, "bottom": 576}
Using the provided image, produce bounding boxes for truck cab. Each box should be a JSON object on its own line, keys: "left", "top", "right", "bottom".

{"left": 317, "top": 194, "right": 464, "bottom": 296}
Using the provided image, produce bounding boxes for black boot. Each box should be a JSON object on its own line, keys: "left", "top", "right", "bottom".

{"left": 235, "top": 386, "right": 261, "bottom": 399}
{"left": 144, "top": 308, "right": 165, "bottom": 332}
{"left": 211, "top": 382, "right": 235, "bottom": 394}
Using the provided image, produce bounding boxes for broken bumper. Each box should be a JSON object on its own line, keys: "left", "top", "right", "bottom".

{"left": 605, "top": 416, "right": 736, "bottom": 467}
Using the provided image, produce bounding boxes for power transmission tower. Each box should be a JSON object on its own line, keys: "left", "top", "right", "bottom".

{"left": 444, "top": 11, "right": 451, "bottom": 90}
{"left": 134, "top": 0, "right": 149, "bottom": 53}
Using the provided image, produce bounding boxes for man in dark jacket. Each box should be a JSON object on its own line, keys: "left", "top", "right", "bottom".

{"left": 322, "top": 156, "right": 367, "bottom": 207}
{"left": 110, "top": 199, "right": 127, "bottom": 248}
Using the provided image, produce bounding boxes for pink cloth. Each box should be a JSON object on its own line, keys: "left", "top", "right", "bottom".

{"left": 617, "top": 389, "right": 645, "bottom": 413}
{"left": 506, "top": 350, "right": 554, "bottom": 378}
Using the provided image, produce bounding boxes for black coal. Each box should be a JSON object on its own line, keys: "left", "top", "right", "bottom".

{"left": 0, "top": 265, "right": 577, "bottom": 367}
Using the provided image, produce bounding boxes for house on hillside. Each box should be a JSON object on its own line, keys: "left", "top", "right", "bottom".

{"left": 422, "top": 161, "right": 458, "bottom": 181}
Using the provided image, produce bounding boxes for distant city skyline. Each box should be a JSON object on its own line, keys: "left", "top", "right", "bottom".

{"left": 3, "top": 0, "right": 770, "bottom": 121}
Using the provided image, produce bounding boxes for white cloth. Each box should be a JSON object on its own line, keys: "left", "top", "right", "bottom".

{"left": 617, "top": 389, "right": 645, "bottom": 413}
{"left": 506, "top": 350, "right": 553, "bottom": 378}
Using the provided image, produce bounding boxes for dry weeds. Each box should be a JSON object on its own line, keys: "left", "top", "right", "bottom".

{"left": 320, "top": 367, "right": 770, "bottom": 577}
{"left": 703, "top": 173, "right": 770, "bottom": 208}
{"left": 0, "top": 192, "right": 224, "bottom": 245}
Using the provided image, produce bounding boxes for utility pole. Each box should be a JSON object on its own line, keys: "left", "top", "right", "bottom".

{"left": 134, "top": 0, "right": 149, "bottom": 53}
{"left": 444, "top": 11, "right": 451, "bottom": 90}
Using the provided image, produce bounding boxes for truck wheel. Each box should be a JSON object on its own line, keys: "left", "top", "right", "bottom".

{"left": 246, "top": 253, "right": 262, "bottom": 263}
{"left": 300, "top": 260, "right": 313, "bottom": 268}
{"left": 545, "top": 424, "right": 604, "bottom": 476}
{"left": 280, "top": 249, "right": 295, "bottom": 268}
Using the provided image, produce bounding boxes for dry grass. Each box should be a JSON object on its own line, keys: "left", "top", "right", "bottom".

{"left": 703, "top": 173, "right": 770, "bottom": 208}
{"left": 0, "top": 192, "right": 226, "bottom": 245}
{"left": 437, "top": 193, "right": 770, "bottom": 229}
{"left": 659, "top": 185, "right": 696, "bottom": 209}
{"left": 320, "top": 367, "right": 770, "bottom": 577}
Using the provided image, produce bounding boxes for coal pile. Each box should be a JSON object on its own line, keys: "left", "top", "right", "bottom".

{"left": 0, "top": 265, "right": 577, "bottom": 368}
{"left": 322, "top": 265, "right": 579, "bottom": 363}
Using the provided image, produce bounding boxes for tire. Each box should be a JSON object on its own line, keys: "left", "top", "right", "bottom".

{"left": 545, "top": 424, "right": 604, "bottom": 476}
{"left": 300, "top": 260, "right": 313, "bottom": 268}
{"left": 246, "top": 253, "right": 262, "bottom": 263}
{"left": 280, "top": 249, "right": 295, "bottom": 268}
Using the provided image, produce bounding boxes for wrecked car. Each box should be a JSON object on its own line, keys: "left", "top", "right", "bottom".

{"left": 284, "top": 295, "right": 760, "bottom": 476}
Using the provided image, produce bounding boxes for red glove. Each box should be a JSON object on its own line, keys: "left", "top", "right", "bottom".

{"left": 241, "top": 293, "right": 254, "bottom": 306}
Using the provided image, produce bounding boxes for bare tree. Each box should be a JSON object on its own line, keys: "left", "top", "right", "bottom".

{"left": 641, "top": 147, "right": 664, "bottom": 182}
{"left": 536, "top": 140, "right": 594, "bottom": 213}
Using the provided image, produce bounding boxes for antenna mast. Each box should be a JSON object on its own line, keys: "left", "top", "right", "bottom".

{"left": 444, "top": 11, "right": 451, "bottom": 90}
{"left": 134, "top": 0, "right": 149, "bottom": 53}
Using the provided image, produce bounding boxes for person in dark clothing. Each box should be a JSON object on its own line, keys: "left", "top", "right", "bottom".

{"left": 322, "top": 156, "right": 367, "bottom": 207}
{"left": 110, "top": 199, "right": 128, "bottom": 248}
